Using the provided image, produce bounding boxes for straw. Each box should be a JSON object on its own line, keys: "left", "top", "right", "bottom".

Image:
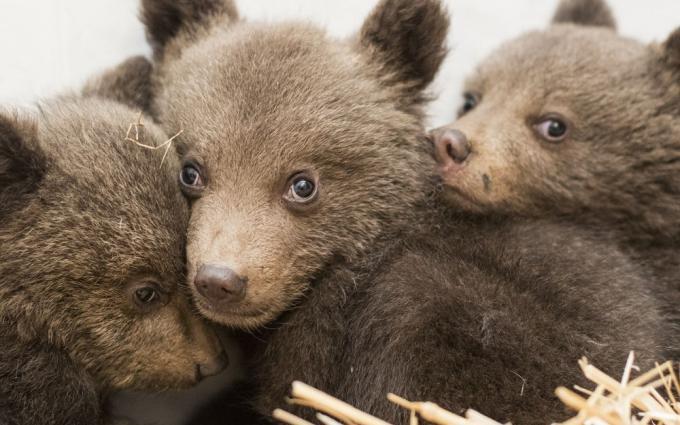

{"left": 124, "top": 111, "right": 183, "bottom": 168}
{"left": 273, "top": 353, "right": 680, "bottom": 425}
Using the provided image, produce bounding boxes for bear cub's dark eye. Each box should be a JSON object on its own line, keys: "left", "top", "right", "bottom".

{"left": 127, "top": 279, "right": 167, "bottom": 312}
{"left": 135, "top": 287, "right": 158, "bottom": 304}
{"left": 459, "top": 92, "right": 480, "bottom": 117}
{"left": 535, "top": 116, "right": 569, "bottom": 143}
{"left": 293, "top": 179, "right": 315, "bottom": 199}
{"left": 284, "top": 172, "right": 319, "bottom": 205}
{"left": 180, "top": 164, "right": 203, "bottom": 187}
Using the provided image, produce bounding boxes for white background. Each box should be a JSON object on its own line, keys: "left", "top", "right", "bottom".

{"left": 1, "top": 1, "right": 678, "bottom": 423}
{"left": 1, "top": 0, "right": 678, "bottom": 128}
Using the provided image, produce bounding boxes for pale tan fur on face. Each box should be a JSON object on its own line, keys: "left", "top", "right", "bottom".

{"left": 185, "top": 193, "right": 305, "bottom": 329}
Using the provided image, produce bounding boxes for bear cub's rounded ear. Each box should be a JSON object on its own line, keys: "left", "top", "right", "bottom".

{"left": 82, "top": 56, "right": 154, "bottom": 112}
{"left": 357, "top": 0, "right": 450, "bottom": 100}
{"left": 552, "top": 0, "right": 617, "bottom": 30}
{"left": 662, "top": 28, "right": 680, "bottom": 71}
{"left": 140, "top": 0, "right": 239, "bottom": 58}
{"left": 0, "top": 114, "right": 46, "bottom": 210}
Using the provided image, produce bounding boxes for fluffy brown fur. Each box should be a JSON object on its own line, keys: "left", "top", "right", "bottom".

{"left": 188, "top": 214, "right": 670, "bottom": 425}
{"left": 0, "top": 94, "right": 226, "bottom": 424}
{"left": 241, "top": 215, "right": 667, "bottom": 424}
{"left": 140, "top": 1, "right": 672, "bottom": 424}
{"left": 431, "top": 0, "right": 680, "bottom": 305}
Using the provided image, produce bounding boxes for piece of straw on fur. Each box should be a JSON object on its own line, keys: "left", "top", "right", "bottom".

{"left": 555, "top": 351, "right": 680, "bottom": 425}
{"left": 124, "top": 112, "right": 183, "bottom": 168}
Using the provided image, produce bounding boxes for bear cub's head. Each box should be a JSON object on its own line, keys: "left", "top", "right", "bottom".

{"left": 431, "top": 0, "right": 680, "bottom": 234}
{"left": 0, "top": 98, "right": 226, "bottom": 391}
{"left": 142, "top": 0, "right": 449, "bottom": 329}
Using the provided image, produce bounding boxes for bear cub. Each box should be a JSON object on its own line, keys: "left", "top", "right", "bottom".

{"left": 0, "top": 89, "right": 227, "bottom": 424}
{"left": 430, "top": 0, "right": 680, "bottom": 293}
{"left": 140, "top": 0, "right": 673, "bottom": 424}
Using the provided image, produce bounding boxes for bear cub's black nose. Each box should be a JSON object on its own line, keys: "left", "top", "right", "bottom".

{"left": 195, "top": 265, "right": 247, "bottom": 303}
{"left": 432, "top": 128, "right": 471, "bottom": 165}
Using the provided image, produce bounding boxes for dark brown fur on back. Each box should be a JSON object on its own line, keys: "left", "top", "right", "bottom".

{"left": 262, "top": 216, "right": 666, "bottom": 424}
{"left": 191, "top": 215, "right": 668, "bottom": 425}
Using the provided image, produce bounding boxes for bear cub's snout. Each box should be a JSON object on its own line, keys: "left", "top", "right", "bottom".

{"left": 195, "top": 264, "right": 248, "bottom": 304}
{"left": 431, "top": 127, "right": 471, "bottom": 168}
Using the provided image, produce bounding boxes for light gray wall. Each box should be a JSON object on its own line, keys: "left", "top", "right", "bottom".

{"left": 1, "top": 0, "right": 678, "bottom": 127}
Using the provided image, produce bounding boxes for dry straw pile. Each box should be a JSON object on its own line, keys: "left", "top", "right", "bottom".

{"left": 274, "top": 353, "right": 680, "bottom": 425}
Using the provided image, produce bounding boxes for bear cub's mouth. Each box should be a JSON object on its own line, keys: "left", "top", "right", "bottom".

{"left": 194, "top": 295, "right": 265, "bottom": 319}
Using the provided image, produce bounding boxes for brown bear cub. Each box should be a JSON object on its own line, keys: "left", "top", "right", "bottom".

{"left": 0, "top": 86, "right": 227, "bottom": 423}
{"left": 140, "top": 0, "right": 671, "bottom": 423}
{"left": 430, "top": 0, "right": 680, "bottom": 292}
